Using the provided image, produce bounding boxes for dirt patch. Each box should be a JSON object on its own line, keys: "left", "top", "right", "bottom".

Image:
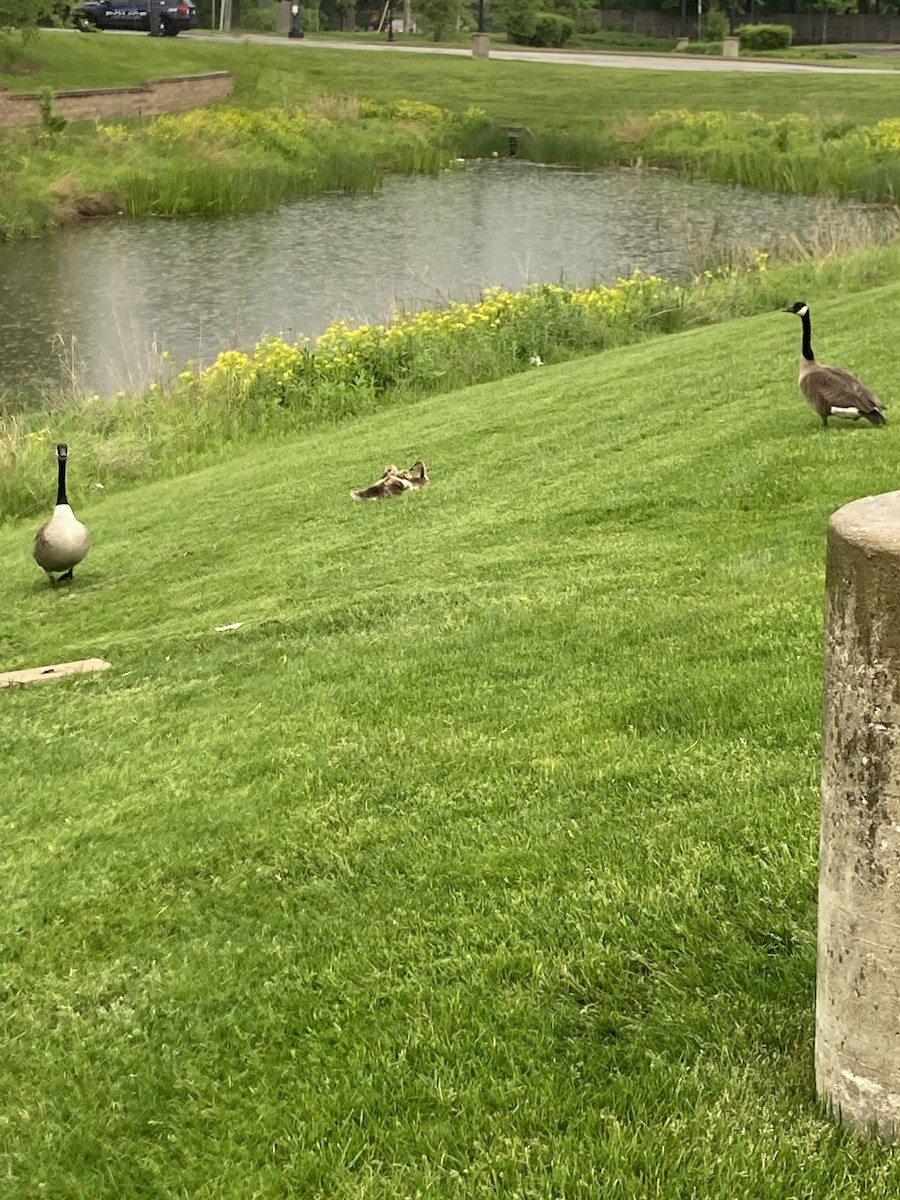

{"left": 73, "top": 194, "right": 120, "bottom": 219}
{"left": 0, "top": 57, "right": 41, "bottom": 77}
{"left": 55, "top": 192, "right": 121, "bottom": 226}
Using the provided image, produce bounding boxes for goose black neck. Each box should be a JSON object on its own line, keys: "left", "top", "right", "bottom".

{"left": 800, "top": 309, "right": 814, "bottom": 362}
{"left": 56, "top": 456, "right": 68, "bottom": 506}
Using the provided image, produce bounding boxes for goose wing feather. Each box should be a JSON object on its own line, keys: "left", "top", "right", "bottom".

{"left": 801, "top": 364, "right": 883, "bottom": 414}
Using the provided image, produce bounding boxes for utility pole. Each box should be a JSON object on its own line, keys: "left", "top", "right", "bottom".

{"left": 148, "top": 0, "right": 162, "bottom": 35}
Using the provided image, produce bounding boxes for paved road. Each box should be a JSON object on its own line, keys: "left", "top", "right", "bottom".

{"left": 188, "top": 31, "right": 900, "bottom": 74}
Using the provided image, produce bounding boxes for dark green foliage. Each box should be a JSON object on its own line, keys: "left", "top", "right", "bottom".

{"left": 37, "top": 84, "right": 65, "bottom": 131}
{"left": 678, "top": 40, "right": 727, "bottom": 54}
{"left": 700, "top": 7, "right": 728, "bottom": 40}
{"left": 416, "top": 0, "right": 463, "bottom": 42}
{"left": 0, "top": 0, "right": 54, "bottom": 33}
{"left": 238, "top": 3, "right": 278, "bottom": 30}
{"left": 502, "top": 0, "right": 538, "bottom": 43}
{"left": 531, "top": 10, "right": 574, "bottom": 46}
{"left": 577, "top": 29, "right": 677, "bottom": 49}
{"left": 737, "top": 23, "right": 793, "bottom": 50}
{"left": 507, "top": 7, "right": 573, "bottom": 46}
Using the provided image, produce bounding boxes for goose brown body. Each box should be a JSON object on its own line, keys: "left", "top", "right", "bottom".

{"left": 33, "top": 444, "right": 92, "bottom": 584}
{"left": 784, "top": 301, "right": 886, "bottom": 428}
{"left": 350, "top": 464, "right": 414, "bottom": 501}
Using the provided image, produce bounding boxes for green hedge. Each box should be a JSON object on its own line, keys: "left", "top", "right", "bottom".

{"left": 506, "top": 10, "right": 574, "bottom": 47}
{"left": 578, "top": 30, "right": 677, "bottom": 50}
{"left": 736, "top": 23, "right": 793, "bottom": 50}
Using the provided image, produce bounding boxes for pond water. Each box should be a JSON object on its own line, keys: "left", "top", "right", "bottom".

{"left": 0, "top": 159, "right": 890, "bottom": 399}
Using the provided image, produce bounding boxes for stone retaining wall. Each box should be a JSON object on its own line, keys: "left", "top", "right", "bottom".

{"left": 0, "top": 71, "right": 233, "bottom": 128}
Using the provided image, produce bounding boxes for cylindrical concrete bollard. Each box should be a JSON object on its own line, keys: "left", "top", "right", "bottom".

{"left": 817, "top": 491, "right": 900, "bottom": 1140}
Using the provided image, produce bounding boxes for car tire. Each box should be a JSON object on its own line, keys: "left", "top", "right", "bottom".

{"left": 161, "top": 17, "right": 178, "bottom": 34}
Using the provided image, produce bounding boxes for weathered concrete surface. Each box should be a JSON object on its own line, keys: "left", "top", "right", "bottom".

{"left": 0, "top": 658, "right": 112, "bottom": 689}
{"left": 0, "top": 72, "right": 232, "bottom": 128}
{"left": 472, "top": 32, "right": 490, "bottom": 59}
{"left": 817, "top": 491, "right": 900, "bottom": 1140}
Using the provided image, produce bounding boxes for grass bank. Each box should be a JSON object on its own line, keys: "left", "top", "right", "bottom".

{"left": 4, "top": 235, "right": 900, "bottom": 522}
{"left": 8, "top": 32, "right": 900, "bottom": 237}
{"left": 0, "top": 97, "right": 486, "bottom": 239}
{"left": 3, "top": 285, "right": 900, "bottom": 1196}
{"left": 7, "top": 33, "right": 900, "bottom": 239}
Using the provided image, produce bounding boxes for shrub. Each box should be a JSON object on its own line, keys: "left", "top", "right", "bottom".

{"left": 736, "top": 23, "right": 793, "bottom": 50}
{"left": 505, "top": 4, "right": 572, "bottom": 46}
{"left": 503, "top": 1, "right": 537, "bottom": 43}
{"left": 239, "top": 4, "right": 278, "bottom": 30}
{"left": 529, "top": 11, "right": 574, "bottom": 46}
{"left": 38, "top": 86, "right": 66, "bottom": 134}
{"left": 677, "top": 41, "right": 727, "bottom": 55}
{"left": 700, "top": 8, "right": 728, "bottom": 40}
{"left": 578, "top": 30, "right": 677, "bottom": 50}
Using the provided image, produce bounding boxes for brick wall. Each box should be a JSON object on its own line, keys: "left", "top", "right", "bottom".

{"left": 0, "top": 71, "right": 233, "bottom": 128}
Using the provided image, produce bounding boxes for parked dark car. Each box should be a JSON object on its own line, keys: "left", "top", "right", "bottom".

{"left": 72, "top": 0, "right": 197, "bottom": 35}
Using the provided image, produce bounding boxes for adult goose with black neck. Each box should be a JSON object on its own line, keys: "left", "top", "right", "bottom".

{"left": 783, "top": 301, "right": 886, "bottom": 428}
{"left": 33, "top": 443, "right": 92, "bottom": 585}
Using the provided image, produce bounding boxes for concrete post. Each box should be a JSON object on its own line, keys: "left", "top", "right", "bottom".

{"left": 817, "top": 491, "right": 900, "bottom": 1140}
{"left": 472, "top": 32, "right": 490, "bottom": 58}
{"left": 722, "top": 35, "right": 740, "bottom": 57}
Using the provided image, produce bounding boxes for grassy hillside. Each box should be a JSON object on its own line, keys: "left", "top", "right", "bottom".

{"left": 6, "top": 29, "right": 900, "bottom": 128}
{"left": 2, "top": 290, "right": 900, "bottom": 1196}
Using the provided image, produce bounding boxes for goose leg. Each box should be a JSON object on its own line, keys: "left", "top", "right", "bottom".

{"left": 57, "top": 568, "right": 74, "bottom": 583}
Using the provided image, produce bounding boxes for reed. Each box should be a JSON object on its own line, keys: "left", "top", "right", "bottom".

{"left": 0, "top": 101, "right": 484, "bottom": 241}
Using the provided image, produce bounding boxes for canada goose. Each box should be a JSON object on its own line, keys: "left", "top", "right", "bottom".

{"left": 33, "top": 443, "right": 92, "bottom": 585}
{"left": 405, "top": 460, "right": 430, "bottom": 488}
{"left": 783, "top": 301, "right": 886, "bottom": 428}
{"left": 351, "top": 466, "right": 414, "bottom": 501}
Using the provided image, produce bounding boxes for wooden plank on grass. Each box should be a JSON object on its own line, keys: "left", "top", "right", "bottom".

{"left": 0, "top": 658, "right": 112, "bottom": 690}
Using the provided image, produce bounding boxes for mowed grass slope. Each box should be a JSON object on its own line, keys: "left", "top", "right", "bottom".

{"left": 8, "top": 31, "right": 900, "bottom": 127}
{"left": 3, "top": 290, "right": 900, "bottom": 1197}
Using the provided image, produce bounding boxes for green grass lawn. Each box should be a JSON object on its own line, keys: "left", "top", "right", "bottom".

{"left": 7, "top": 27, "right": 900, "bottom": 129}
{"left": 3, "top": 288, "right": 900, "bottom": 1196}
